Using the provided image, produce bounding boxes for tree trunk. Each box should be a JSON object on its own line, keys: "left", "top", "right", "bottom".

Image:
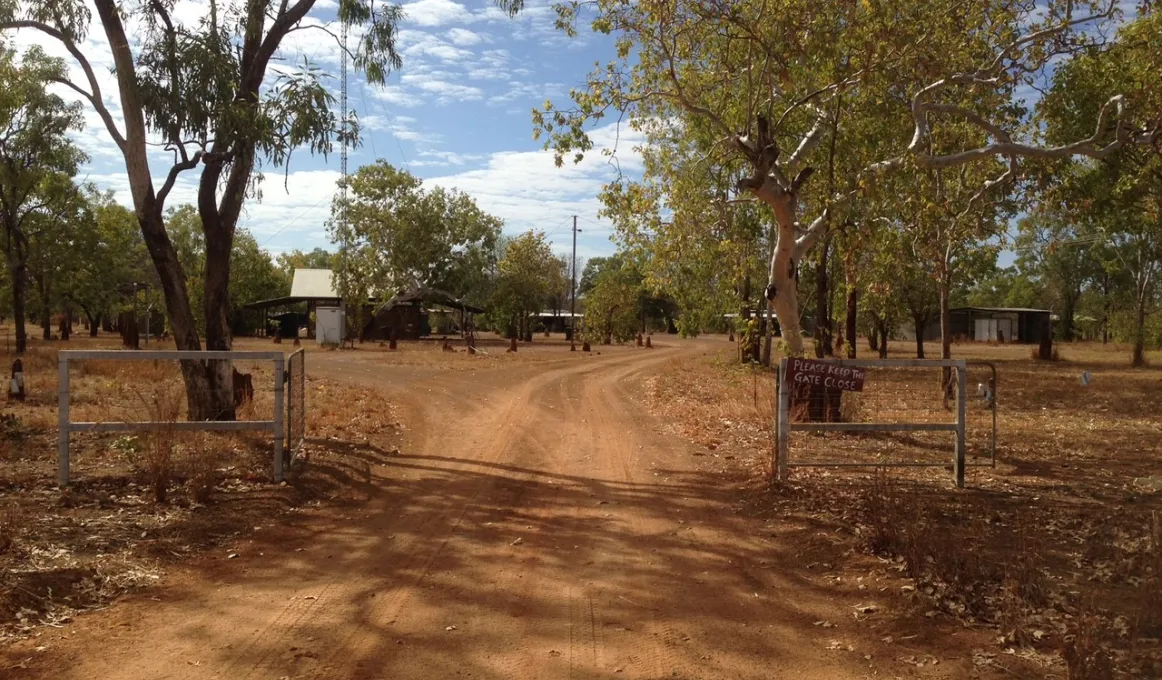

{"left": 1061, "top": 292, "right": 1078, "bottom": 342}
{"left": 815, "top": 237, "right": 832, "bottom": 358}
{"left": 88, "top": 312, "right": 100, "bottom": 337}
{"left": 763, "top": 195, "right": 806, "bottom": 355}
{"left": 939, "top": 271, "right": 953, "bottom": 398}
{"left": 135, "top": 210, "right": 219, "bottom": 421}
{"left": 39, "top": 276, "right": 50, "bottom": 340}
{"left": 878, "top": 320, "right": 889, "bottom": 359}
{"left": 844, "top": 259, "right": 857, "bottom": 359}
{"left": 868, "top": 329, "right": 879, "bottom": 352}
{"left": 913, "top": 314, "right": 926, "bottom": 359}
{"left": 9, "top": 249, "right": 27, "bottom": 353}
{"left": 1132, "top": 293, "right": 1147, "bottom": 368}
{"left": 61, "top": 307, "right": 71, "bottom": 341}
{"left": 1102, "top": 272, "right": 1111, "bottom": 344}
{"left": 201, "top": 222, "right": 236, "bottom": 419}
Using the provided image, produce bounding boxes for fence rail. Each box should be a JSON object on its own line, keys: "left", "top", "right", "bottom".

{"left": 57, "top": 350, "right": 299, "bottom": 487}
{"left": 775, "top": 358, "right": 970, "bottom": 487}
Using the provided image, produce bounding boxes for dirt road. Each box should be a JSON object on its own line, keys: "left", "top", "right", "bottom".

{"left": 3, "top": 342, "right": 950, "bottom": 679}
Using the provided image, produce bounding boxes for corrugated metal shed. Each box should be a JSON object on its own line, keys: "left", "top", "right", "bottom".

{"left": 290, "top": 269, "right": 338, "bottom": 299}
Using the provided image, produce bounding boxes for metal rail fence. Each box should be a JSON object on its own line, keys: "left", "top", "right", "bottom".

{"left": 775, "top": 358, "right": 973, "bottom": 487}
{"left": 57, "top": 350, "right": 295, "bottom": 486}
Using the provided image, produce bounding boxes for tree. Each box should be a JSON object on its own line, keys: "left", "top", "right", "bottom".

{"left": 276, "top": 247, "right": 333, "bottom": 279}
{"left": 1038, "top": 12, "right": 1162, "bottom": 365}
{"left": 329, "top": 161, "right": 503, "bottom": 309}
{"left": 584, "top": 259, "right": 642, "bottom": 344}
{"left": 25, "top": 179, "right": 91, "bottom": 340}
{"left": 160, "top": 204, "right": 286, "bottom": 335}
{"left": 68, "top": 191, "right": 153, "bottom": 335}
{"left": 536, "top": 0, "right": 1158, "bottom": 356}
{"left": 491, "top": 232, "right": 558, "bottom": 340}
{"left": 0, "top": 44, "right": 85, "bottom": 351}
{"left": 1, "top": 0, "right": 422, "bottom": 418}
{"left": 1013, "top": 208, "right": 1100, "bottom": 341}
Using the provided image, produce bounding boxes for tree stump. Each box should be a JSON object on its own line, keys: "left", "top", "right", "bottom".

{"left": 645, "top": 335, "right": 653, "bottom": 349}
{"left": 9, "top": 359, "right": 25, "bottom": 402}
{"left": 508, "top": 336, "right": 518, "bottom": 352}
{"left": 582, "top": 341, "right": 591, "bottom": 352}
{"left": 636, "top": 333, "right": 643, "bottom": 347}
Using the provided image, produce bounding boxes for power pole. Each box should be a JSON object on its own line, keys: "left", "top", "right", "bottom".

{"left": 570, "top": 216, "right": 581, "bottom": 347}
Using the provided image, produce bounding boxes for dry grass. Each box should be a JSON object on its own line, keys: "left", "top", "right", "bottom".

{"left": 641, "top": 338, "right": 1162, "bottom": 678}
{"left": 0, "top": 331, "right": 403, "bottom": 641}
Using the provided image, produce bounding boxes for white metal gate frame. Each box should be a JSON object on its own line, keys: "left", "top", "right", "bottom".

{"left": 775, "top": 358, "right": 969, "bottom": 488}
{"left": 58, "top": 350, "right": 290, "bottom": 487}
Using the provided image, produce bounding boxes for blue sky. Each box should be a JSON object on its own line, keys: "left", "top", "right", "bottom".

{"left": 11, "top": 0, "right": 1131, "bottom": 270}
{"left": 9, "top": 0, "right": 640, "bottom": 262}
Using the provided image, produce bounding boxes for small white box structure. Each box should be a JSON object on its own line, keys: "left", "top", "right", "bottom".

{"left": 316, "top": 305, "right": 345, "bottom": 345}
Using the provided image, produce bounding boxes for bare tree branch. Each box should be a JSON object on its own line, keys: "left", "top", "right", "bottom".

{"left": 0, "top": 19, "right": 127, "bottom": 151}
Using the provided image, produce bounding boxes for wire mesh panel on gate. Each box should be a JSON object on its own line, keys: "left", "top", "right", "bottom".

{"left": 286, "top": 349, "right": 306, "bottom": 462}
{"left": 775, "top": 358, "right": 973, "bottom": 486}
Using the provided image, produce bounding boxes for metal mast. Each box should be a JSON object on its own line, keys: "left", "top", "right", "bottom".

{"left": 340, "top": 19, "right": 349, "bottom": 224}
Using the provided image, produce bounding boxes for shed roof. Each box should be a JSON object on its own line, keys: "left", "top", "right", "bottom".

{"left": 290, "top": 269, "right": 338, "bottom": 298}
{"left": 949, "top": 307, "right": 1051, "bottom": 314}
{"left": 384, "top": 286, "right": 485, "bottom": 314}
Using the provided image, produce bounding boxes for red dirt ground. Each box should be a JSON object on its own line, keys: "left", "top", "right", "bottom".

{"left": 1, "top": 338, "right": 1052, "bottom": 679}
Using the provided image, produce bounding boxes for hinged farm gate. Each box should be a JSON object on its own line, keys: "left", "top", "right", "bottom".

{"left": 775, "top": 358, "right": 990, "bottom": 488}
{"left": 57, "top": 350, "right": 304, "bottom": 486}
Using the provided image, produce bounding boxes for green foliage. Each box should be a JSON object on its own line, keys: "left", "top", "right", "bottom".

{"left": 276, "top": 248, "right": 334, "bottom": 279}
{"left": 163, "top": 204, "right": 287, "bottom": 335}
{"left": 489, "top": 231, "right": 558, "bottom": 334}
{"left": 583, "top": 258, "right": 643, "bottom": 344}
{"left": 329, "top": 161, "right": 503, "bottom": 310}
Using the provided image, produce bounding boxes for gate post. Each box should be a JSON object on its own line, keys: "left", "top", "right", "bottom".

{"left": 954, "top": 361, "right": 967, "bottom": 488}
{"left": 273, "top": 356, "right": 285, "bottom": 482}
{"left": 57, "top": 355, "right": 70, "bottom": 487}
{"left": 776, "top": 358, "right": 790, "bottom": 481}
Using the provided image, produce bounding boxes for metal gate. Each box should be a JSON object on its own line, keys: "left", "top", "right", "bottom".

{"left": 775, "top": 358, "right": 980, "bottom": 487}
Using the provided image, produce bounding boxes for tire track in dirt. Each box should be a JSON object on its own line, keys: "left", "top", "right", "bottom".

{"left": 308, "top": 350, "right": 658, "bottom": 679}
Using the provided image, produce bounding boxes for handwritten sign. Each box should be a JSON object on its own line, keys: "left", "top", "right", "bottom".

{"left": 785, "top": 358, "right": 866, "bottom": 392}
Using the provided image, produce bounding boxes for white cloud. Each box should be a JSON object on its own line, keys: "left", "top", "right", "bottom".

{"left": 412, "top": 150, "right": 486, "bottom": 167}
{"left": 446, "top": 27, "right": 486, "bottom": 46}
{"left": 400, "top": 0, "right": 476, "bottom": 27}
{"left": 411, "top": 79, "right": 484, "bottom": 103}
{"left": 421, "top": 122, "right": 645, "bottom": 254}
{"left": 372, "top": 84, "right": 426, "bottom": 108}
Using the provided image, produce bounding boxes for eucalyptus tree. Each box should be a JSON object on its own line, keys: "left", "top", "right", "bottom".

{"left": 0, "top": 44, "right": 85, "bottom": 352}
{"left": 328, "top": 161, "right": 502, "bottom": 302}
{"left": 1038, "top": 11, "right": 1162, "bottom": 365}
{"left": 535, "top": 0, "right": 1158, "bottom": 356}
{"left": 0, "top": 0, "right": 447, "bottom": 418}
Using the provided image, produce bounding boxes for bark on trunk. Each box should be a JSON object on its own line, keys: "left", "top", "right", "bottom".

{"left": 39, "top": 276, "right": 50, "bottom": 340}
{"left": 878, "top": 322, "right": 889, "bottom": 359}
{"left": 845, "top": 289, "right": 858, "bottom": 358}
{"left": 1132, "top": 295, "right": 1147, "bottom": 368}
{"left": 913, "top": 315, "right": 926, "bottom": 359}
{"left": 939, "top": 272, "right": 953, "bottom": 398}
{"left": 9, "top": 251, "right": 27, "bottom": 353}
{"left": 135, "top": 210, "right": 220, "bottom": 420}
{"left": 815, "top": 237, "right": 832, "bottom": 358}
{"left": 201, "top": 213, "right": 236, "bottom": 421}
{"left": 868, "top": 330, "right": 879, "bottom": 352}
{"left": 844, "top": 260, "right": 857, "bottom": 359}
{"left": 88, "top": 312, "right": 100, "bottom": 337}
